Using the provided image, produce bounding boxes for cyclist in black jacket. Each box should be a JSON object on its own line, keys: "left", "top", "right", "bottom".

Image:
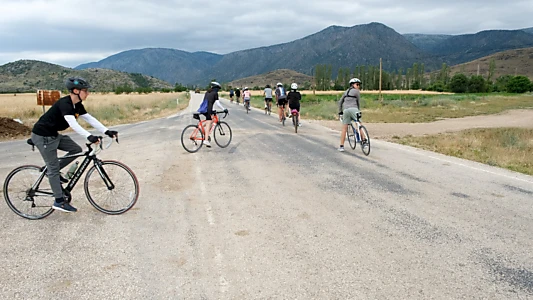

{"left": 31, "top": 77, "right": 118, "bottom": 212}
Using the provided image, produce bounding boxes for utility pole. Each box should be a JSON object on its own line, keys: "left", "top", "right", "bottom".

{"left": 379, "top": 58, "right": 383, "bottom": 103}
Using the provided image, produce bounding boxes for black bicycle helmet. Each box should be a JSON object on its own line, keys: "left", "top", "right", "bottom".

{"left": 211, "top": 81, "right": 221, "bottom": 89}
{"left": 66, "top": 77, "right": 92, "bottom": 91}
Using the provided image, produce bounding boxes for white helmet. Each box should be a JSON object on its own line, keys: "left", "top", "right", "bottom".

{"left": 244, "top": 87, "right": 249, "bottom": 91}
{"left": 349, "top": 78, "right": 362, "bottom": 85}
{"left": 290, "top": 83, "right": 298, "bottom": 90}
{"left": 276, "top": 82, "right": 283, "bottom": 87}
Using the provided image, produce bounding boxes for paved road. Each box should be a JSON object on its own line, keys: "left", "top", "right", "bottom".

{"left": 1, "top": 93, "right": 532, "bottom": 299}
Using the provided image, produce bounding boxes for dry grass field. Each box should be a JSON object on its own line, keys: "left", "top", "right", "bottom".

{"left": 1, "top": 92, "right": 189, "bottom": 128}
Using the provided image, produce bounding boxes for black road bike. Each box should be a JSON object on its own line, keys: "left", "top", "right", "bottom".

{"left": 3, "top": 137, "right": 139, "bottom": 220}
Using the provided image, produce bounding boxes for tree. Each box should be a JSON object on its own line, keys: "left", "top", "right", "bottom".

{"left": 468, "top": 75, "right": 487, "bottom": 93}
{"left": 507, "top": 76, "right": 532, "bottom": 93}
{"left": 487, "top": 59, "right": 496, "bottom": 83}
{"left": 494, "top": 75, "right": 513, "bottom": 92}
{"left": 449, "top": 73, "right": 468, "bottom": 93}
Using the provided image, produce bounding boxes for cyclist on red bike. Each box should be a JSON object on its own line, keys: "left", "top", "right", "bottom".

{"left": 200, "top": 81, "right": 228, "bottom": 147}
{"left": 338, "top": 78, "right": 363, "bottom": 152}
{"left": 287, "top": 83, "right": 301, "bottom": 126}
{"left": 31, "top": 77, "right": 118, "bottom": 212}
{"left": 243, "top": 87, "right": 251, "bottom": 109}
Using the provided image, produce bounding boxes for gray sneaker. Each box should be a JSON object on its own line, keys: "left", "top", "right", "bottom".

{"left": 338, "top": 146, "right": 345, "bottom": 152}
{"left": 52, "top": 201, "right": 77, "bottom": 213}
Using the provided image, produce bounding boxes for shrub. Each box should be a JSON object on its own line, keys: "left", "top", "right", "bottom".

{"left": 449, "top": 74, "right": 468, "bottom": 93}
{"left": 507, "top": 76, "right": 532, "bottom": 93}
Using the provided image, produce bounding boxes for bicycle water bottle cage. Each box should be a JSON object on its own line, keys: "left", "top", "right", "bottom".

{"left": 193, "top": 113, "right": 200, "bottom": 120}
{"left": 27, "top": 138, "right": 35, "bottom": 151}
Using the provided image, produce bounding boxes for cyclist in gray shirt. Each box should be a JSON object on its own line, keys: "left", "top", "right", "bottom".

{"left": 263, "top": 84, "right": 273, "bottom": 112}
{"left": 338, "top": 78, "right": 363, "bottom": 152}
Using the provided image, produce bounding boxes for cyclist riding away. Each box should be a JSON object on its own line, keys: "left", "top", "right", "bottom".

{"left": 234, "top": 88, "right": 241, "bottom": 105}
{"left": 263, "top": 84, "right": 273, "bottom": 112}
{"left": 199, "top": 81, "right": 228, "bottom": 147}
{"left": 287, "top": 83, "right": 302, "bottom": 126}
{"left": 229, "top": 88, "right": 235, "bottom": 103}
{"left": 30, "top": 77, "right": 118, "bottom": 212}
{"left": 338, "top": 78, "right": 364, "bottom": 152}
{"left": 243, "top": 87, "right": 251, "bottom": 110}
{"left": 275, "top": 82, "right": 287, "bottom": 122}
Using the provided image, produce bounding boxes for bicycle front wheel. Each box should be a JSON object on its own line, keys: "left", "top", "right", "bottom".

{"left": 214, "top": 121, "right": 232, "bottom": 148}
{"left": 360, "top": 125, "right": 371, "bottom": 156}
{"left": 84, "top": 160, "right": 139, "bottom": 214}
{"left": 3, "top": 165, "right": 54, "bottom": 220}
{"left": 347, "top": 125, "right": 357, "bottom": 150}
{"left": 181, "top": 124, "right": 204, "bottom": 153}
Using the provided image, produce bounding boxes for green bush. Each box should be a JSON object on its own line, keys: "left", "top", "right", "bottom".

{"left": 507, "top": 76, "right": 532, "bottom": 93}
{"left": 449, "top": 74, "right": 468, "bottom": 93}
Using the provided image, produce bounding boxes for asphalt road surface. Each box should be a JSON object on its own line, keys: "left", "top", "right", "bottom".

{"left": 1, "top": 93, "right": 532, "bottom": 299}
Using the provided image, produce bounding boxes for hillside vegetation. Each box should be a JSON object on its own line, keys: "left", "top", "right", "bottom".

{"left": 227, "top": 69, "right": 313, "bottom": 89}
{"left": 0, "top": 60, "right": 173, "bottom": 93}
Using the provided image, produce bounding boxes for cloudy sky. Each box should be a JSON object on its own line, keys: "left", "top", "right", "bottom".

{"left": 1, "top": 0, "right": 532, "bottom": 68}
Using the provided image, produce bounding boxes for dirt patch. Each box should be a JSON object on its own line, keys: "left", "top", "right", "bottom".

{"left": 309, "top": 109, "right": 533, "bottom": 139}
{"left": 0, "top": 117, "right": 31, "bottom": 140}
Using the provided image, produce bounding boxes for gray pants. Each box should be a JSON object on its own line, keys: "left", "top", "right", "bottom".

{"left": 31, "top": 133, "right": 82, "bottom": 199}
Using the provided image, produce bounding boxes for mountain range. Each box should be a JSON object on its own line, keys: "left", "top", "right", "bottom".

{"left": 74, "top": 23, "right": 533, "bottom": 85}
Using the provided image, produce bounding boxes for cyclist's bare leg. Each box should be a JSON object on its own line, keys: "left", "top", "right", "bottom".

{"left": 204, "top": 120, "right": 213, "bottom": 139}
{"left": 340, "top": 124, "right": 349, "bottom": 146}
{"left": 278, "top": 104, "right": 283, "bottom": 121}
{"left": 359, "top": 122, "right": 368, "bottom": 141}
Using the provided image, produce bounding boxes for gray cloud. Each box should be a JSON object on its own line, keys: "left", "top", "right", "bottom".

{"left": 0, "top": 0, "right": 531, "bottom": 67}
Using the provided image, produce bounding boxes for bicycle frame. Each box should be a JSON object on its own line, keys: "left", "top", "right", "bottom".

{"left": 194, "top": 114, "right": 220, "bottom": 140}
{"left": 351, "top": 120, "right": 364, "bottom": 142}
{"left": 35, "top": 142, "right": 114, "bottom": 198}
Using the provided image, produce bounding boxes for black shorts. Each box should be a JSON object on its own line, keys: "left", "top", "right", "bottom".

{"left": 289, "top": 104, "right": 300, "bottom": 112}
{"left": 277, "top": 99, "right": 287, "bottom": 107}
{"left": 202, "top": 112, "right": 212, "bottom": 121}
{"left": 265, "top": 98, "right": 272, "bottom": 102}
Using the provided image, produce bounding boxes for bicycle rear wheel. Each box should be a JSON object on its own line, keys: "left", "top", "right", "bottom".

{"left": 214, "top": 121, "right": 232, "bottom": 148}
{"left": 360, "top": 125, "right": 371, "bottom": 156}
{"left": 293, "top": 115, "right": 298, "bottom": 133}
{"left": 347, "top": 125, "right": 357, "bottom": 150}
{"left": 181, "top": 124, "right": 204, "bottom": 153}
{"left": 84, "top": 160, "right": 139, "bottom": 214}
{"left": 3, "top": 165, "right": 54, "bottom": 220}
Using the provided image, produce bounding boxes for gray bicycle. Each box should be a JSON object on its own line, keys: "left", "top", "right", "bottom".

{"left": 345, "top": 112, "right": 371, "bottom": 156}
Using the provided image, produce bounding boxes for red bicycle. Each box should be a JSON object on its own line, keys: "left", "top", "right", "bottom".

{"left": 180, "top": 111, "right": 232, "bottom": 153}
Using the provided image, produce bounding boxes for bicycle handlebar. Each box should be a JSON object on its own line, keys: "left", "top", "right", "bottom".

{"left": 86, "top": 136, "right": 118, "bottom": 155}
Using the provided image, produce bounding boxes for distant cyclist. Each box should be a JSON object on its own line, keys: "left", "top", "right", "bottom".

{"left": 263, "top": 84, "right": 273, "bottom": 113}
{"left": 338, "top": 78, "right": 365, "bottom": 152}
{"left": 234, "top": 88, "right": 241, "bottom": 105}
{"left": 200, "top": 81, "right": 228, "bottom": 147}
{"left": 287, "top": 83, "right": 302, "bottom": 126}
{"left": 229, "top": 88, "right": 235, "bottom": 103}
{"left": 275, "top": 82, "right": 287, "bottom": 122}
{"left": 31, "top": 77, "right": 118, "bottom": 212}
{"left": 243, "top": 87, "right": 251, "bottom": 110}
